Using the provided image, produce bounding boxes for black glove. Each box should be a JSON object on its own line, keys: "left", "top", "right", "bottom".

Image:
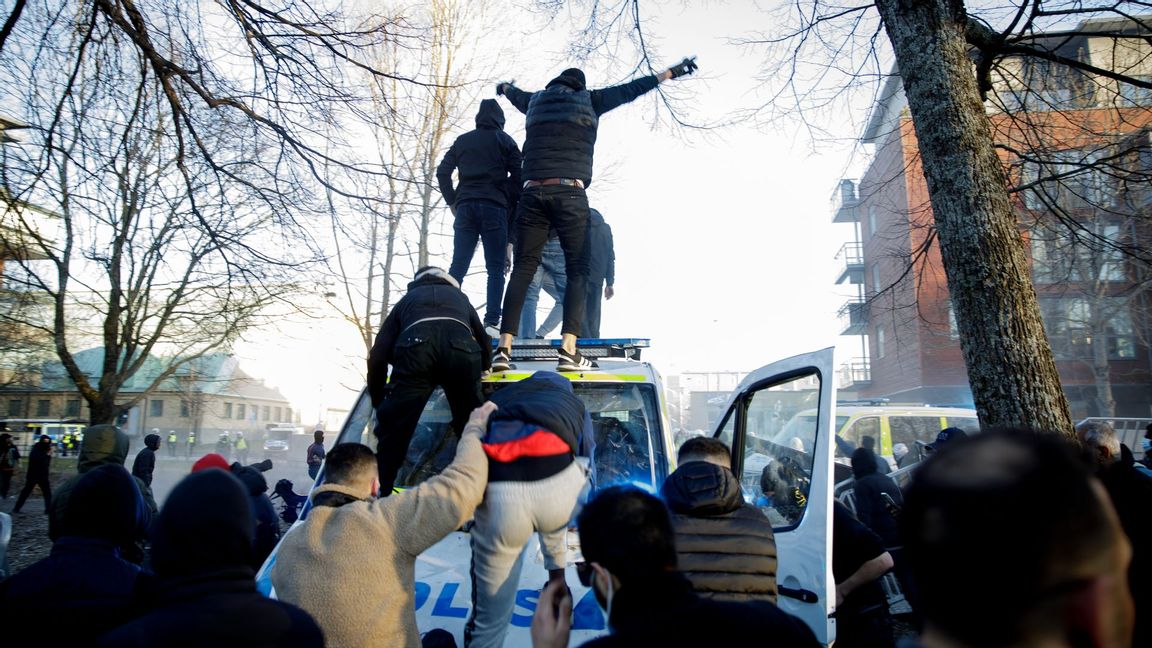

{"left": 668, "top": 56, "right": 698, "bottom": 79}
{"left": 496, "top": 80, "right": 514, "bottom": 96}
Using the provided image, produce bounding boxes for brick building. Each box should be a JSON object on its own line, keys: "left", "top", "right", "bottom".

{"left": 834, "top": 17, "right": 1152, "bottom": 418}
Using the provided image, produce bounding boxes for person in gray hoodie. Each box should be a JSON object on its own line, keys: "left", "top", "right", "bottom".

{"left": 50, "top": 424, "right": 158, "bottom": 563}
{"left": 438, "top": 98, "right": 523, "bottom": 332}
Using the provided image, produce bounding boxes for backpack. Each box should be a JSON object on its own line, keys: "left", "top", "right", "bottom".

{"left": 1, "top": 446, "right": 19, "bottom": 470}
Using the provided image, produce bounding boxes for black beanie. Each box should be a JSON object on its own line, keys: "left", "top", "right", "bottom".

{"left": 60, "top": 463, "right": 148, "bottom": 545}
{"left": 547, "top": 67, "right": 586, "bottom": 91}
{"left": 151, "top": 469, "right": 255, "bottom": 578}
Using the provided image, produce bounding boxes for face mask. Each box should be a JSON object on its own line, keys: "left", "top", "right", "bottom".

{"left": 1142, "top": 438, "right": 1151, "bottom": 453}
{"left": 593, "top": 569, "right": 615, "bottom": 626}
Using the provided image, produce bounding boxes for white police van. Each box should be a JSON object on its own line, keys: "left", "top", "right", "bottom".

{"left": 257, "top": 344, "right": 845, "bottom": 646}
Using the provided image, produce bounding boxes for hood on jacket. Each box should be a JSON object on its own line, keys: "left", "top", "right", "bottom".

{"left": 660, "top": 461, "right": 745, "bottom": 517}
{"left": 58, "top": 463, "right": 148, "bottom": 545}
{"left": 231, "top": 464, "right": 269, "bottom": 496}
{"left": 408, "top": 266, "right": 460, "bottom": 291}
{"left": 475, "top": 98, "right": 505, "bottom": 130}
{"left": 151, "top": 470, "right": 254, "bottom": 578}
{"left": 851, "top": 446, "right": 880, "bottom": 478}
{"left": 546, "top": 67, "right": 586, "bottom": 91}
{"left": 589, "top": 208, "right": 605, "bottom": 226}
{"left": 77, "top": 424, "right": 130, "bottom": 473}
{"left": 144, "top": 433, "right": 161, "bottom": 450}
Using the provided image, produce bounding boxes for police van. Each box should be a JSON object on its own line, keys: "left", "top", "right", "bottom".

{"left": 257, "top": 344, "right": 859, "bottom": 646}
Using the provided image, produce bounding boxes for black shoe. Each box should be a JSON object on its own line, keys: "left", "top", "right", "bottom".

{"left": 557, "top": 348, "right": 597, "bottom": 372}
{"left": 492, "top": 347, "right": 514, "bottom": 372}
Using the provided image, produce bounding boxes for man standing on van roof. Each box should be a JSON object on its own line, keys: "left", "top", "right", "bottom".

{"left": 492, "top": 58, "right": 697, "bottom": 373}
{"left": 438, "top": 99, "right": 523, "bottom": 334}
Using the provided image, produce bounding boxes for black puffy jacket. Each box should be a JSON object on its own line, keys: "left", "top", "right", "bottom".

{"left": 501, "top": 73, "right": 660, "bottom": 186}
{"left": 436, "top": 99, "right": 522, "bottom": 209}
{"left": 660, "top": 461, "right": 779, "bottom": 604}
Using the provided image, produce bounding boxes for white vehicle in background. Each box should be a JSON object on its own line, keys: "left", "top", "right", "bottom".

{"left": 258, "top": 343, "right": 850, "bottom": 646}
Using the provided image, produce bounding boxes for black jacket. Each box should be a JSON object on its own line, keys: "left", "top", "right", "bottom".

{"left": 485, "top": 371, "right": 594, "bottom": 481}
{"left": 367, "top": 272, "right": 491, "bottom": 406}
{"left": 26, "top": 438, "right": 52, "bottom": 479}
{"left": 502, "top": 74, "right": 660, "bottom": 186}
{"left": 852, "top": 473, "right": 903, "bottom": 549}
{"left": 1099, "top": 450, "right": 1152, "bottom": 646}
{"left": 436, "top": 99, "right": 522, "bottom": 209}
{"left": 99, "top": 470, "right": 323, "bottom": 647}
{"left": 660, "top": 461, "right": 779, "bottom": 604}
{"left": 131, "top": 434, "right": 159, "bottom": 487}
{"left": 581, "top": 570, "right": 817, "bottom": 647}
{"left": 587, "top": 209, "right": 615, "bottom": 285}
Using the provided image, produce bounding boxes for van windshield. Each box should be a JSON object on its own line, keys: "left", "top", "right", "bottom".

{"left": 335, "top": 382, "right": 667, "bottom": 493}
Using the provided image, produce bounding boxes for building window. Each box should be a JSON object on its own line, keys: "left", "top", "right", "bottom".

{"left": 36, "top": 399, "right": 50, "bottom": 417}
{"left": 8, "top": 400, "right": 23, "bottom": 417}
{"left": 868, "top": 205, "right": 877, "bottom": 236}
{"left": 1039, "top": 296, "right": 1137, "bottom": 360}
{"left": 65, "top": 399, "right": 80, "bottom": 417}
{"left": 876, "top": 325, "right": 887, "bottom": 359}
{"left": 224, "top": 402, "right": 233, "bottom": 418}
{"left": 285, "top": 408, "right": 292, "bottom": 422}
{"left": 262, "top": 405, "right": 270, "bottom": 421}
{"left": 237, "top": 403, "right": 246, "bottom": 420}
{"left": 274, "top": 406, "right": 282, "bottom": 422}
{"left": 870, "top": 263, "right": 881, "bottom": 295}
{"left": 150, "top": 399, "right": 164, "bottom": 417}
{"left": 181, "top": 400, "right": 191, "bottom": 418}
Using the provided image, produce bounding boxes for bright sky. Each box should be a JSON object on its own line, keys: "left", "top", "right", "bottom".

{"left": 235, "top": 0, "right": 878, "bottom": 424}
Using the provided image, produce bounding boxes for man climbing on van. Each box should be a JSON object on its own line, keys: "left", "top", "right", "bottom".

{"left": 492, "top": 58, "right": 697, "bottom": 372}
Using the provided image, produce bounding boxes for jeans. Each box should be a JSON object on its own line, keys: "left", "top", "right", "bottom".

{"left": 448, "top": 201, "right": 509, "bottom": 326}
{"left": 373, "top": 323, "right": 484, "bottom": 493}
{"left": 583, "top": 276, "right": 605, "bottom": 338}
{"left": 501, "top": 186, "right": 590, "bottom": 337}
{"left": 464, "top": 461, "right": 587, "bottom": 648}
{"left": 518, "top": 238, "right": 566, "bottom": 338}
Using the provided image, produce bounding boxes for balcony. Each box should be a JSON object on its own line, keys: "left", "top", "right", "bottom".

{"left": 834, "top": 242, "right": 864, "bottom": 284}
{"left": 831, "top": 179, "right": 859, "bottom": 223}
{"left": 838, "top": 358, "right": 872, "bottom": 388}
{"left": 837, "top": 298, "right": 869, "bottom": 335}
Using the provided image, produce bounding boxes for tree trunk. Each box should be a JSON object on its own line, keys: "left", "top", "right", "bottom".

{"left": 874, "top": 0, "right": 1074, "bottom": 433}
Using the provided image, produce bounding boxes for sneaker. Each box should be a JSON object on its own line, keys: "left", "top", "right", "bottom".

{"left": 484, "top": 324, "right": 501, "bottom": 338}
{"left": 491, "top": 347, "right": 514, "bottom": 372}
{"left": 557, "top": 348, "right": 598, "bottom": 372}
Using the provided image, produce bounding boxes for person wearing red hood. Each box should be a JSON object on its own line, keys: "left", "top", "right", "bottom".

{"left": 491, "top": 58, "right": 696, "bottom": 373}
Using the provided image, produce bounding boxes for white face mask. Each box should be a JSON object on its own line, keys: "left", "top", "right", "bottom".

{"left": 595, "top": 568, "right": 616, "bottom": 627}
{"left": 1142, "top": 438, "right": 1151, "bottom": 453}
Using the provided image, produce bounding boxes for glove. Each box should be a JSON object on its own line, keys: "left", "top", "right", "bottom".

{"left": 668, "top": 56, "right": 698, "bottom": 79}
{"left": 496, "top": 80, "right": 514, "bottom": 96}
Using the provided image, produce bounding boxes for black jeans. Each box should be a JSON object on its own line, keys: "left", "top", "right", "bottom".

{"left": 500, "top": 185, "right": 590, "bottom": 337}
{"left": 13, "top": 472, "right": 52, "bottom": 513}
{"left": 448, "top": 201, "right": 509, "bottom": 326}
{"left": 374, "top": 323, "right": 484, "bottom": 493}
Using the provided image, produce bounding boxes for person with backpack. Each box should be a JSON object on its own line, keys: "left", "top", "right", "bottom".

{"left": 0, "top": 433, "right": 19, "bottom": 499}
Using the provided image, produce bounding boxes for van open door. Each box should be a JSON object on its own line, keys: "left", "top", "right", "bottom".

{"left": 713, "top": 348, "right": 836, "bottom": 645}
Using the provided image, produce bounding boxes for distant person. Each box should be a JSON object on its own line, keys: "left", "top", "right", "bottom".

{"left": 492, "top": 58, "right": 698, "bottom": 373}
{"left": 50, "top": 425, "right": 158, "bottom": 563}
{"left": 438, "top": 99, "right": 523, "bottom": 335}
{"left": 12, "top": 435, "right": 54, "bottom": 514}
{"left": 466, "top": 372, "right": 593, "bottom": 648}
{"left": 859, "top": 435, "right": 890, "bottom": 473}
{"left": 99, "top": 469, "right": 323, "bottom": 647}
{"left": 0, "top": 433, "right": 19, "bottom": 499}
{"left": 368, "top": 266, "right": 490, "bottom": 494}
{"left": 659, "top": 437, "right": 778, "bottom": 604}
{"left": 0, "top": 464, "right": 152, "bottom": 643}
{"left": 849, "top": 447, "right": 902, "bottom": 548}
{"left": 892, "top": 442, "right": 912, "bottom": 469}
{"left": 271, "top": 406, "right": 489, "bottom": 648}
{"left": 832, "top": 500, "right": 895, "bottom": 648}
{"left": 581, "top": 208, "right": 614, "bottom": 339}
{"left": 235, "top": 432, "right": 249, "bottom": 464}
{"left": 230, "top": 460, "right": 280, "bottom": 568}
{"left": 185, "top": 430, "right": 197, "bottom": 459}
{"left": 166, "top": 430, "right": 177, "bottom": 457}
{"left": 1077, "top": 419, "right": 1151, "bottom": 646}
{"left": 306, "top": 430, "right": 325, "bottom": 480}
{"left": 925, "top": 427, "right": 966, "bottom": 455}
{"left": 519, "top": 232, "right": 566, "bottom": 339}
{"left": 1141, "top": 422, "right": 1152, "bottom": 471}
{"left": 530, "top": 486, "right": 818, "bottom": 647}
{"left": 131, "top": 433, "right": 160, "bottom": 488}
{"left": 902, "top": 429, "right": 1134, "bottom": 648}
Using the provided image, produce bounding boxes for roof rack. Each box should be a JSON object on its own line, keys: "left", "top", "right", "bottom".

{"left": 503, "top": 338, "right": 650, "bottom": 361}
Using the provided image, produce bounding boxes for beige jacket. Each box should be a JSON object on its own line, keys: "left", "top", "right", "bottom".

{"left": 270, "top": 432, "right": 487, "bottom": 648}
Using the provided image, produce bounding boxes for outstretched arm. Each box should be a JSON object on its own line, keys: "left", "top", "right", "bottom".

{"left": 497, "top": 82, "right": 531, "bottom": 114}
{"left": 592, "top": 57, "right": 697, "bottom": 114}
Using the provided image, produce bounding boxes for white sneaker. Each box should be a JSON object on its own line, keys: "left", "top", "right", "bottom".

{"left": 557, "top": 348, "right": 598, "bottom": 372}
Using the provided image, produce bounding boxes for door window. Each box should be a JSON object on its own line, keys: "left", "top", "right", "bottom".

{"left": 739, "top": 375, "right": 821, "bottom": 530}
{"left": 889, "top": 416, "right": 946, "bottom": 448}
